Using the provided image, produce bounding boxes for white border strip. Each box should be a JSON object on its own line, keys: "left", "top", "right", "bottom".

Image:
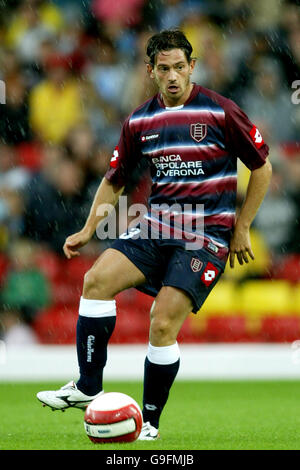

{"left": 1, "top": 344, "right": 300, "bottom": 381}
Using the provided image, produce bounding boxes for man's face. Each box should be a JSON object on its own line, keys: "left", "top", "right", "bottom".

{"left": 148, "top": 48, "right": 195, "bottom": 106}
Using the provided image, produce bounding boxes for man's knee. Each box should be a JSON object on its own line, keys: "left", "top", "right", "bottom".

{"left": 149, "top": 304, "right": 179, "bottom": 346}
{"left": 150, "top": 315, "right": 173, "bottom": 343}
{"left": 83, "top": 267, "right": 113, "bottom": 300}
{"left": 149, "top": 288, "right": 193, "bottom": 346}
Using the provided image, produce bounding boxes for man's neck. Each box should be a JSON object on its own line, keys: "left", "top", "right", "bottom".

{"left": 161, "top": 82, "right": 194, "bottom": 108}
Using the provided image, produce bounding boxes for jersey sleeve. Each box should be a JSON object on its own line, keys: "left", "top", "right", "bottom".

{"left": 224, "top": 99, "right": 269, "bottom": 171}
{"left": 105, "top": 116, "right": 137, "bottom": 187}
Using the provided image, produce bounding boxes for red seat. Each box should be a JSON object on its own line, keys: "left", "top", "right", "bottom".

{"left": 0, "top": 253, "right": 10, "bottom": 283}
{"left": 65, "top": 256, "right": 97, "bottom": 286}
{"left": 16, "top": 142, "right": 43, "bottom": 171}
{"left": 272, "top": 255, "right": 300, "bottom": 282}
{"left": 33, "top": 305, "right": 78, "bottom": 344}
{"left": 110, "top": 308, "right": 150, "bottom": 343}
{"left": 205, "top": 316, "right": 248, "bottom": 342}
{"left": 177, "top": 315, "right": 206, "bottom": 343}
{"left": 261, "top": 316, "right": 300, "bottom": 342}
{"left": 110, "top": 290, "right": 152, "bottom": 343}
{"left": 34, "top": 249, "right": 64, "bottom": 283}
{"left": 51, "top": 279, "right": 81, "bottom": 306}
{"left": 116, "top": 289, "right": 153, "bottom": 314}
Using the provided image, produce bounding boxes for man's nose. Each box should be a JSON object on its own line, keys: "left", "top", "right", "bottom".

{"left": 168, "top": 68, "right": 177, "bottom": 81}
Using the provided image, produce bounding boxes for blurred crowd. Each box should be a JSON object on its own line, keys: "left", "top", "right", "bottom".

{"left": 1, "top": 0, "right": 300, "bottom": 344}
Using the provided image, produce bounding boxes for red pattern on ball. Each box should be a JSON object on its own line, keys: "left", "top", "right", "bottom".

{"left": 84, "top": 403, "right": 143, "bottom": 443}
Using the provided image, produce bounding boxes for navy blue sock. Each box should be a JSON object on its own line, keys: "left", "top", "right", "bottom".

{"left": 76, "top": 315, "right": 116, "bottom": 396}
{"left": 142, "top": 357, "right": 180, "bottom": 429}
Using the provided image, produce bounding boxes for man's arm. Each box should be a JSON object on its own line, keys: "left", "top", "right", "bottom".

{"left": 63, "top": 177, "right": 124, "bottom": 259}
{"left": 229, "top": 158, "right": 272, "bottom": 268}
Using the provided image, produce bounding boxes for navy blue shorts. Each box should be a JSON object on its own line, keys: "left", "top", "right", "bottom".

{"left": 111, "top": 236, "right": 226, "bottom": 313}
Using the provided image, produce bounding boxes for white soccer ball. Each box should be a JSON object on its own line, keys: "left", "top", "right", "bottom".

{"left": 84, "top": 392, "right": 143, "bottom": 443}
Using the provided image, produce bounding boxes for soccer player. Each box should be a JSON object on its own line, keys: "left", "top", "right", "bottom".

{"left": 37, "top": 30, "right": 272, "bottom": 440}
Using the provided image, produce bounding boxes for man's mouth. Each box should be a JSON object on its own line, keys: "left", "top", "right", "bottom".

{"left": 167, "top": 85, "right": 180, "bottom": 93}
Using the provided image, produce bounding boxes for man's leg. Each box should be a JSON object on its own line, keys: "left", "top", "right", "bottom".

{"left": 37, "top": 248, "right": 146, "bottom": 410}
{"left": 141, "top": 286, "right": 193, "bottom": 435}
{"left": 76, "top": 248, "right": 146, "bottom": 395}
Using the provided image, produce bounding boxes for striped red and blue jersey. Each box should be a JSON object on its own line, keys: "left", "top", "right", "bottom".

{"left": 105, "top": 84, "right": 269, "bottom": 262}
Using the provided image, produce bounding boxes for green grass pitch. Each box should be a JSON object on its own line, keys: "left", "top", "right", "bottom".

{"left": 1, "top": 380, "right": 300, "bottom": 450}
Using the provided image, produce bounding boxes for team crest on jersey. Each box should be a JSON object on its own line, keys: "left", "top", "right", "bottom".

{"left": 110, "top": 146, "right": 119, "bottom": 168}
{"left": 190, "top": 123, "right": 207, "bottom": 143}
{"left": 190, "top": 257, "right": 203, "bottom": 273}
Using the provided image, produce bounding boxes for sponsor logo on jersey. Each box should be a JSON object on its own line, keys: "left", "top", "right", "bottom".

{"left": 141, "top": 133, "right": 160, "bottom": 142}
{"left": 110, "top": 146, "right": 119, "bottom": 168}
{"left": 152, "top": 154, "right": 204, "bottom": 177}
{"left": 250, "top": 125, "right": 264, "bottom": 149}
{"left": 190, "top": 257, "right": 203, "bottom": 273}
{"left": 201, "top": 262, "right": 219, "bottom": 287}
{"left": 190, "top": 123, "right": 207, "bottom": 142}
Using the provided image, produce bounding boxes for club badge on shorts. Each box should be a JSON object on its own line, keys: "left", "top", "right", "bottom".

{"left": 201, "top": 262, "right": 219, "bottom": 287}
{"left": 190, "top": 257, "right": 203, "bottom": 273}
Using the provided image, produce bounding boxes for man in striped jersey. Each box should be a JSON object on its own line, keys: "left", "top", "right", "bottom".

{"left": 37, "top": 30, "right": 272, "bottom": 440}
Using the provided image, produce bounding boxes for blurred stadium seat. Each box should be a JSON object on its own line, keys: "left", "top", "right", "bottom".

{"left": 197, "top": 281, "right": 239, "bottom": 317}
{"left": 239, "top": 280, "right": 294, "bottom": 318}
{"left": 110, "top": 290, "right": 153, "bottom": 343}
{"left": 239, "top": 280, "right": 297, "bottom": 342}
{"left": 64, "top": 255, "right": 97, "bottom": 287}
{"left": 261, "top": 316, "right": 300, "bottom": 342}
{"left": 205, "top": 316, "right": 247, "bottom": 342}
{"left": 0, "top": 252, "right": 10, "bottom": 284}
{"left": 189, "top": 281, "right": 247, "bottom": 342}
{"left": 50, "top": 278, "right": 81, "bottom": 306}
{"left": 271, "top": 254, "right": 300, "bottom": 282}
{"left": 34, "top": 249, "right": 63, "bottom": 283}
{"left": 16, "top": 142, "right": 43, "bottom": 171}
{"left": 33, "top": 305, "right": 78, "bottom": 344}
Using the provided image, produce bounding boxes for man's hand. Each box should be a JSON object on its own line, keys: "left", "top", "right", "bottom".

{"left": 63, "top": 229, "right": 93, "bottom": 259}
{"left": 229, "top": 225, "right": 255, "bottom": 268}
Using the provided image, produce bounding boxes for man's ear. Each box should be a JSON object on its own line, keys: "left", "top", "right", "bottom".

{"left": 189, "top": 58, "right": 196, "bottom": 75}
{"left": 147, "top": 63, "right": 155, "bottom": 79}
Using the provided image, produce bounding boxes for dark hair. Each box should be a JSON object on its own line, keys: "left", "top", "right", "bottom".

{"left": 146, "top": 29, "right": 193, "bottom": 67}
